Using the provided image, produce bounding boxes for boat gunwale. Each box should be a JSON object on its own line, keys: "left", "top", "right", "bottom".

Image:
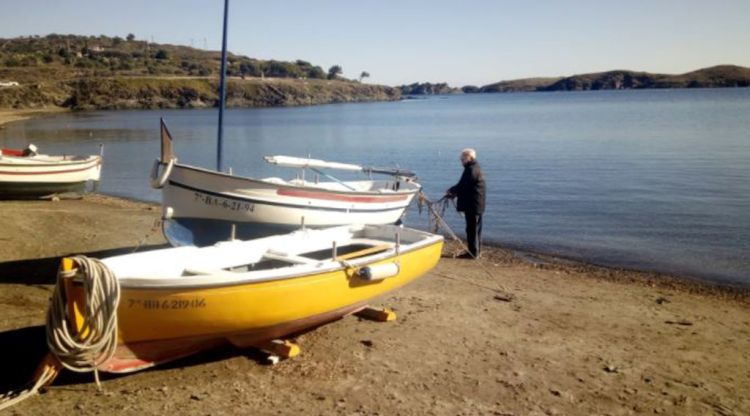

{"left": 167, "top": 180, "right": 414, "bottom": 214}
{"left": 170, "top": 161, "right": 421, "bottom": 197}
{"left": 0, "top": 155, "right": 102, "bottom": 168}
{"left": 112, "top": 235, "right": 444, "bottom": 290}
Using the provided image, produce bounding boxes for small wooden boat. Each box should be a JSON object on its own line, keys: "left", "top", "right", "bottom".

{"left": 152, "top": 120, "right": 421, "bottom": 246}
{"left": 0, "top": 145, "right": 102, "bottom": 198}
{"left": 53, "top": 224, "right": 443, "bottom": 373}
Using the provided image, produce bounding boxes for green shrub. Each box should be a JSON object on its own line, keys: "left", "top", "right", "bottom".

{"left": 154, "top": 49, "right": 169, "bottom": 60}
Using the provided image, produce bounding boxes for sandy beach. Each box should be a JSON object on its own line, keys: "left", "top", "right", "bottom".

{"left": 0, "top": 108, "right": 65, "bottom": 129}
{"left": 0, "top": 194, "right": 748, "bottom": 415}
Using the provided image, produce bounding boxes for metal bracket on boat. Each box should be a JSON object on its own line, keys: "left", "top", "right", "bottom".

{"left": 150, "top": 157, "right": 176, "bottom": 189}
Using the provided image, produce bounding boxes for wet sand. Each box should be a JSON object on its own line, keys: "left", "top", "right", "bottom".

{"left": 0, "top": 195, "right": 748, "bottom": 415}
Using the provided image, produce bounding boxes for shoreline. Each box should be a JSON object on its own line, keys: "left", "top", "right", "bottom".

{"left": 100, "top": 192, "right": 750, "bottom": 298}
{"left": 503, "top": 244, "right": 750, "bottom": 302}
{"left": 5, "top": 192, "right": 750, "bottom": 302}
{"left": 501, "top": 242, "right": 750, "bottom": 294}
{"left": 0, "top": 107, "right": 67, "bottom": 128}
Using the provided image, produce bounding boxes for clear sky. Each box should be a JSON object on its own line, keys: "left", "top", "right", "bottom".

{"left": 2, "top": 0, "right": 749, "bottom": 86}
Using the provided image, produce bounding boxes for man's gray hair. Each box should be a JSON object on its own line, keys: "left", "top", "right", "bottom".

{"left": 461, "top": 148, "right": 477, "bottom": 160}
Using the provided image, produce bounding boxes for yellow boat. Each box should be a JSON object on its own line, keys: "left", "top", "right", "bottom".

{"left": 55, "top": 224, "right": 443, "bottom": 373}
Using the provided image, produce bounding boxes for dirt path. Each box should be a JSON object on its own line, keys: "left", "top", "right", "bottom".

{"left": 1, "top": 195, "right": 748, "bottom": 415}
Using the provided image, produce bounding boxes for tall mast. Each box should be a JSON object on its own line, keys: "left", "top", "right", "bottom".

{"left": 216, "top": 0, "right": 229, "bottom": 172}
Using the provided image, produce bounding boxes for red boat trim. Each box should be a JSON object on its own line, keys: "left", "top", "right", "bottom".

{"left": 1, "top": 148, "right": 24, "bottom": 156}
{"left": 0, "top": 163, "right": 98, "bottom": 176}
{"left": 169, "top": 180, "right": 409, "bottom": 214}
{"left": 277, "top": 188, "right": 408, "bottom": 203}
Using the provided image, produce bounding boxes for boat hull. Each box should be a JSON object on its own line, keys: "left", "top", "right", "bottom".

{"left": 0, "top": 180, "right": 88, "bottom": 197}
{"left": 162, "top": 163, "right": 419, "bottom": 245}
{"left": 102, "top": 300, "right": 367, "bottom": 373}
{"left": 0, "top": 155, "right": 102, "bottom": 198}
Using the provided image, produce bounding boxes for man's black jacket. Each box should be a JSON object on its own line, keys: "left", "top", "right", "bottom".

{"left": 449, "top": 160, "right": 486, "bottom": 214}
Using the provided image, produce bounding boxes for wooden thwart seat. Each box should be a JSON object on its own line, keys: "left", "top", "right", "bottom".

{"left": 264, "top": 250, "right": 318, "bottom": 264}
{"left": 336, "top": 244, "right": 392, "bottom": 261}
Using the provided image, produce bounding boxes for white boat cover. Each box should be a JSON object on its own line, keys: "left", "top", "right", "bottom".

{"left": 264, "top": 155, "right": 363, "bottom": 172}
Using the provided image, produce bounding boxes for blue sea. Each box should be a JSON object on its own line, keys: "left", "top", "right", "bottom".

{"left": 2, "top": 89, "right": 749, "bottom": 286}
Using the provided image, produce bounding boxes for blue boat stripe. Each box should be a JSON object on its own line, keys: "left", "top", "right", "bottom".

{"left": 168, "top": 180, "right": 409, "bottom": 214}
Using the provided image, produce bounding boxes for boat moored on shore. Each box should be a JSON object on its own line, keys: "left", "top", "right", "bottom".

{"left": 0, "top": 144, "right": 102, "bottom": 198}
{"left": 50, "top": 224, "right": 443, "bottom": 373}
{"left": 152, "top": 120, "right": 421, "bottom": 246}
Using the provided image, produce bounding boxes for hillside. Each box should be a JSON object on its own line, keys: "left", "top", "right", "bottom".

{"left": 0, "top": 34, "right": 399, "bottom": 109}
{"left": 540, "top": 65, "right": 750, "bottom": 91}
{"left": 399, "top": 82, "right": 459, "bottom": 95}
{"left": 400, "top": 65, "right": 750, "bottom": 95}
{"left": 476, "top": 77, "right": 562, "bottom": 93}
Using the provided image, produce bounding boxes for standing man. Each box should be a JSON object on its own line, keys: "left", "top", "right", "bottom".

{"left": 446, "top": 148, "right": 486, "bottom": 259}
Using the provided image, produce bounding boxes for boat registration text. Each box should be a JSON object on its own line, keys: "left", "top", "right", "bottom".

{"left": 128, "top": 298, "right": 207, "bottom": 310}
{"left": 194, "top": 192, "right": 254, "bottom": 212}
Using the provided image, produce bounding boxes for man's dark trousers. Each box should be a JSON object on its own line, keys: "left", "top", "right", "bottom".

{"left": 465, "top": 211, "right": 482, "bottom": 258}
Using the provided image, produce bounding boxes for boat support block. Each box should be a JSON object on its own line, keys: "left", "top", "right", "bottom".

{"left": 355, "top": 306, "right": 397, "bottom": 322}
{"left": 254, "top": 339, "right": 301, "bottom": 365}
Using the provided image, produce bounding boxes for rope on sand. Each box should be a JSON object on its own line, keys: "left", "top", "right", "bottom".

{"left": 0, "top": 361, "right": 58, "bottom": 411}
{"left": 131, "top": 218, "right": 163, "bottom": 253}
{"left": 416, "top": 191, "right": 475, "bottom": 258}
{"left": 0, "top": 256, "right": 121, "bottom": 411}
{"left": 417, "top": 191, "right": 514, "bottom": 298}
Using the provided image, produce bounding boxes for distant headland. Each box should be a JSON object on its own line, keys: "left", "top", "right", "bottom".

{"left": 400, "top": 65, "right": 750, "bottom": 95}
{"left": 2, "top": 35, "right": 749, "bottom": 112}
{"left": 0, "top": 34, "right": 398, "bottom": 110}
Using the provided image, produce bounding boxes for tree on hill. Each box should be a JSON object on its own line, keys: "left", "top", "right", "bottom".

{"left": 359, "top": 71, "right": 370, "bottom": 82}
{"left": 327, "top": 65, "right": 342, "bottom": 80}
{"left": 0, "top": 34, "right": 347, "bottom": 82}
{"left": 154, "top": 49, "right": 169, "bottom": 60}
{"left": 238, "top": 61, "right": 261, "bottom": 78}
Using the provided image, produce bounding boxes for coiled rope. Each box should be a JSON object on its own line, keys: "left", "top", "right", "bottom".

{"left": 48, "top": 256, "right": 120, "bottom": 381}
{"left": 0, "top": 255, "right": 120, "bottom": 410}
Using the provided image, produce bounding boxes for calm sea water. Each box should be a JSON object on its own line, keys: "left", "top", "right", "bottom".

{"left": 2, "top": 89, "right": 749, "bottom": 286}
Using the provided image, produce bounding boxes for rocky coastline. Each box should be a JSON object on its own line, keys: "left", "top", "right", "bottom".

{"left": 400, "top": 65, "right": 750, "bottom": 95}
{"left": 0, "top": 76, "right": 400, "bottom": 111}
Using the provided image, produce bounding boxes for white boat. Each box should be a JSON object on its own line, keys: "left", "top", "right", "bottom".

{"left": 151, "top": 120, "right": 421, "bottom": 246}
{"left": 0, "top": 145, "right": 102, "bottom": 198}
